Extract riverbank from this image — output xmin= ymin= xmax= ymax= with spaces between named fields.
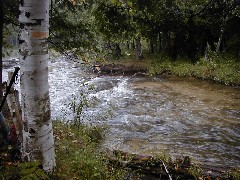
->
xmin=1 ymin=53 xmax=239 ymax=179
xmin=1 ymin=120 xmax=239 ymax=179
xmin=0 ymin=120 xmax=126 ymax=179
xmin=97 ymin=53 xmax=240 ymax=86
xmin=53 ymin=121 xmax=240 ymax=179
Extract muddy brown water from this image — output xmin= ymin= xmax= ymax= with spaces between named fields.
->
xmin=4 ymin=57 xmax=240 ymax=169
xmin=97 ymin=76 xmax=240 ymax=169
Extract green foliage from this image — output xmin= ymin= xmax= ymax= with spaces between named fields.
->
xmin=0 ymin=165 xmax=19 ymax=179
xmin=93 ymin=1 xmax=131 ymax=41
xmin=147 ymin=53 xmax=240 ymax=85
xmin=3 ymin=0 xmax=240 ymax=62
xmin=0 ymin=121 xmax=124 ymax=180
xmin=54 ymin=123 xmax=106 ymax=179
xmin=50 ymin=1 xmax=98 ymax=59
xmin=0 ymin=161 xmax=48 ymax=180
xmin=188 ymin=164 xmax=203 ymax=179
xmin=18 ymin=162 xmax=48 ymax=180
xmin=147 ymin=54 xmax=173 ymax=76
xmin=226 ymin=169 xmax=240 ymax=180
xmin=68 ymin=93 xmax=89 ymax=125
xmin=2 ymin=0 xmax=19 ymax=56
xmin=195 ymin=53 xmax=240 ymax=85
xmin=2 ymin=0 xmax=18 ymax=26
xmin=53 ymin=120 xmax=126 ymax=179
xmin=92 ymin=0 xmax=240 ymax=60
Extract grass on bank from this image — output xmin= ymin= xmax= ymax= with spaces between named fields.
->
xmin=0 ymin=120 xmax=127 ymax=180
xmin=106 ymin=51 xmax=240 ymax=86
xmin=146 ymin=53 xmax=240 ymax=86
xmin=52 ymin=120 xmax=126 ymax=180
xmin=1 ymin=120 xmax=240 ymax=179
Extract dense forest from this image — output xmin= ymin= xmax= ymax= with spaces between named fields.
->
xmin=94 ymin=0 xmax=240 ymax=60
xmin=2 ymin=0 xmax=240 ymax=61
xmin=2 ymin=0 xmax=238 ymax=85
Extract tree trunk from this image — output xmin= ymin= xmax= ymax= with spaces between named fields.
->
xmin=0 ymin=2 xmax=3 ymax=101
xmin=131 ymin=40 xmax=135 ymax=49
xmin=149 ymin=38 xmax=154 ymax=54
xmin=158 ymin=32 xmax=162 ymax=52
xmin=135 ymin=36 xmax=142 ymax=60
xmin=126 ymin=41 xmax=129 ymax=50
xmin=113 ymin=43 xmax=121 ymax=59
xmin=0 ymin=112 xmax=9 ymax=150
xmin=19 ymin=0 xmax=55 ymax=172
xmin=7 ymin=72 xmax=23 ymax=142
xmin=216 ymin=15 xmax=228 ymax=53
xmin=162 ymin=30 xmax=169 ymax=52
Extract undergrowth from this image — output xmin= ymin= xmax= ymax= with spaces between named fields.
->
xmin=0 ymin=120 xmax=127 ymax=180
xmin=146 ymin=53 xmax=240 ymax=86
xmin=51 ymin=120 xmax=126 ymax=179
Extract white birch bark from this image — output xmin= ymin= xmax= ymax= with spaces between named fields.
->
xmin=19 ymin=0 xmax=56 ymax=172
xmin=216 ymin=15 xmax=229 ymax=53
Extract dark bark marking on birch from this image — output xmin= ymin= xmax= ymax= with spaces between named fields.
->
xmin=23 ymin=120 xmax=28 ymax=132
xmin=20 ymin=0 xmax=24 ymax=6
xmin=25 ymin=11 xmax=30 ymax=18
xmin=29 ymin=128 xmax=36 ymax=134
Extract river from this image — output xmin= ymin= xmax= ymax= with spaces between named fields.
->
xmin=3 ymin=56 xmax=240 ymax=169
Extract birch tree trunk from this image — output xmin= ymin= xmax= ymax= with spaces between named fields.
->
xmin=216 ymin=14 xmax=229 ymax=53
xmin=19 ymin=0 xmax=56 ymax=172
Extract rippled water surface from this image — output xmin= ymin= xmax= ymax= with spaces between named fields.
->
xmin=95 ymin=76 xmax=240 ymax=168
xmin=4 ymin=57 xmax=240 ymax=168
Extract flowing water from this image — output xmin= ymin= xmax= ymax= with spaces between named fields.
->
xmin=3 ymin=57 xmax=240 ymax=169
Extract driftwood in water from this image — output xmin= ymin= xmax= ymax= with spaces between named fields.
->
xmin=106 ymin=149 xmax=229 ymax=180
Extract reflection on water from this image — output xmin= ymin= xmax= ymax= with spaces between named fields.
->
xmin=3 ymin=57 xmax=240 ymax=169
